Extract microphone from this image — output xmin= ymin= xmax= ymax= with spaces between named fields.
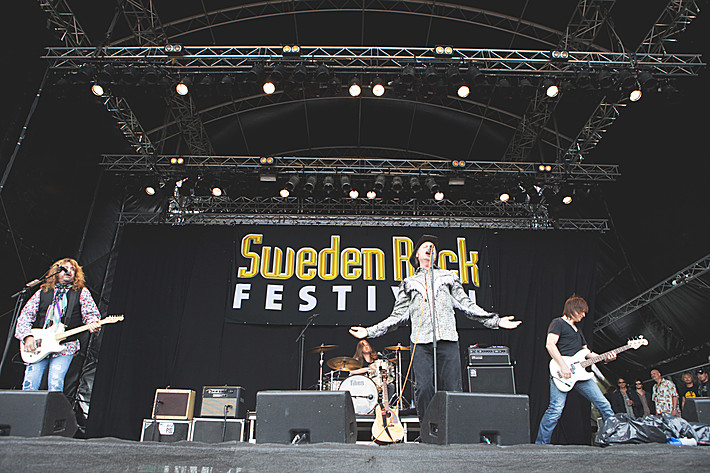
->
xmin=308 ymin=313 xmax=319 ymax=320
xmin=58 ymin=266 xmax=68 ymax=273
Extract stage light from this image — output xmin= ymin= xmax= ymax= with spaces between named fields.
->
xmin=144 ymin=66 xmax=159 ymax=84
xmin=163 ymin=44 xmax=184 ymax=55
xmin=617 ymin=69 xmax=635 ymax=88
xmin=499 ymin=192 xmax=510 ymax=202
xmin=629 ymin=88 xmax=642 ymax=102
xmin=199 ymin=75 xmax=214 ymax=87
xmin=562 ymin=194 xmax=573 ymax=205
xmin=90 ymin=83 xmax=104 ymax=96
xmin=175 ymin=82 xmax=189 ymax=96
xmin=366 ymin=190 xmax=377 ymax=199
xmin=246 ymin=64 xmax=264 ymax=83
xmin=170 ymin=157 xmax=184 ymax=165
xmin=349 ymin=78 xmax=362 ymax=97
xmin=409 ymin=176 xmax=422 ymax=193
xmin=434 ymin=45 xmax=454 ymax=57
xmin=457 ymin=85 xmax=470 ymax=98
xmin=260 ymin=156 xmax=275 ymax=165
xmin=598 ymin=69 xmax=614 ymax=89
xmin=392 ymin=176 xmax=403 ymax=193
xmin=303 ymin=175 xmax=317 ymax=193
xmin=543 ymin=79 xmax=559 ymax=98
xmin=280 ymin=188 xmax=290 ymax=198
xmin=560 ymin=186 xmax=573 ymax=205
xmin=281 ymin=175 xmax=300 ymax=196
xmin=434 ymin=190 xmax=445 ymax=201
xmin=373 ymin=175 xmax=386 ymax=193
xmin=372 ymin=77 xmax=385 ymax=96
xmin=211 ymin=186 xmax=223 ymax=197
xmin=282 ymin=44 xmax=301 ymax=56
xmin=315 ymin=65 xmax=330 ymax=83
xmin=538 ymin=164 xmax=552 ymax=173
xmin=340 ymin=175 xmax=352 ymax=192
xmin=323 ymin=175 xmax=335 ymax=193
xmin=519 ymin=77 xmax=535 ymax=95
xmin=425 ymin=177 xmax=440 ymax=196
xmin=145 ymin=186 xmax=156 ymax=196
xmin=445 ymin=65 xmax=462 ymax=83
xmin=424 ymin=66 xmax=439 ymax=85
xmin=401 ymin=66 xmax=416 ymax=85
xmin=263 ymin=81 xmax=276 ymax=95
xmin=451 ymin=160 xmax=466 ymax=168
xmin=467 ymin=65 xmax=486 ymax=86
xmin=550 ymin=50 xmax=569 ymax=61
xmin=293 ymin=64 xmax=308 ymax=83
xmin=638 ymin=71 xmax=657 ymax=91
xmin=221 ymin=74 xmax=235 ymax=86
xmin=349 ymin=189 xmax=359 ymax=198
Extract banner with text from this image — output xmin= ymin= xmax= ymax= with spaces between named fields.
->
xmin=228 ymin=226 xmax=493 ymax=326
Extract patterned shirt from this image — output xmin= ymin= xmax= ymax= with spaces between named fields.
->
xmin=652 ymin=378 xmax=678 ymax=415
xmin=15 ymin=287 xmax=101 ymax=357
xmin=366 ymin=266 xmax=499 ymax=344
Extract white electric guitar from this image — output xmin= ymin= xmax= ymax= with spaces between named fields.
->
xmin=21 ymin=315 xmax=124 ymax=364
xmin=549 ymin=337 xmax=648 ymax=392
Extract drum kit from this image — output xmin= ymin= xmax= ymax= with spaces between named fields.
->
xmin=307 ymin=342 xmax=412 ymax=415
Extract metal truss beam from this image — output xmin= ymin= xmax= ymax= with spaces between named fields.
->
xmin=100 ymin=154 xmax=620 ymax=182
xmin=111 ymin=1 xmax=565 ymax=49
xmin=119 ymin=0 xmax=168 ymax=46
xmin=117 ymin=196 xmax=609 ymax=231
xmin=560 ymin=101 xmax=625 ymax=162
xmin=637 ymin=0 xmax=702 ymax=54
xmin=563 ymin=0 xmax=616 ymax=51
xmin=43 ymin=46 xmax=704 ymax=77
xmin=594 ymin=253 xmax=710 ymax=332
xmin=37 ymin=0 xmax=92 ymax=47
xmin=501 ymin=88 xmax=560 ymax=161
xmin=101 ymin=95 xmax=156 ymax=155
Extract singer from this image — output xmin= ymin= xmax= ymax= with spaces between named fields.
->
xmin=15 ymin=258 xmax=101 ymax=392
xmin=349 ymin=234 xmax=521 ymax=423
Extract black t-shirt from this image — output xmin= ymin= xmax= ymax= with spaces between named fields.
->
xmin=679 ymin=383 xmax=699 ymax=401
xmin=547 ymin=317 xmax=587 ymax=356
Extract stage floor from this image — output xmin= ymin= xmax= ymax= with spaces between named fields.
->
xmin=1 ymin=436 xmax=707 ymax=473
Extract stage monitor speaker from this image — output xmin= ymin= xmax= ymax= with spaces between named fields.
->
xmin=192 ymin=418 xmax=246 ymax=443
xmin=682 ymin=398 xmax=710 ymax=423
xmin=199 ymin=386 xmax=246 ymax=419
xmin=256 ymin=391 xmax=357 ymax=444
xmin=421 ymin=392 xmax=530 ymax=445
xmin=140 ymin=420 xmax=191 ymax=442
xmin=467 ymin=365 xmax=516 ymax=394
xmin=0 ymin=390 xmax=78 ymax=437
xmin=152 ymin=389 xmax=196 ymax=420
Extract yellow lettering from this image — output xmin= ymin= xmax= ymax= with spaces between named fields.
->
xmin=439 ymin=250 xmax=457 ymax=273
xmin=457 ymin=237 xmax=479 ymax=286
xmin=392 ymin=237 xmax=414 ymax=281
xmin=341 ymin=249 xmax=361 ymax=280
xmin=296 ymin=248 xmax=317 ymax=280
xmin=237 ymin=234 xmax=262 ymax=278
xmin=362 ymin=248 xmax=385 ymax=280
xmin=318 ymin=235 xmax=340 ymax=280
xmin=261 ymin=246 xmax=295 ymax=280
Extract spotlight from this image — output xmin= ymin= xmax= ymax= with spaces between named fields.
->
xmin=90 ymin=83 xmax=104 ymax=96
xmin=349 ymin=189 xmax=359 ymax=198
xmin=424 ymin=66 xmax=439 ymax=85
xmin=349 ymin=78 xmax=362 ymax=97
xmin=434 ymin=190 xmax=445 ymax=201
xmin=145 ymin=186 xmax=156 ymax=196
xmin=392 ymin=176 xmax=403 ymax=193
xmin=271 ymin=65 xmax=287 ymax=82
xmin=199 ymin=75 xmax=214 ymax=87
xmin=598 ymin=69 xmax=614 ymax=89
xmin=629 ymin=88 xmax=642 ymax=102
xmin=175 ymin=82 xmax=189 ymax=96
xmin=211 ymin=186 xmax=223 ymax=197
xmin=457 ymin=85 xmax=470 ymax=98
xmin=543 ymin=79 xmax=559 ymax=98
xmin=425 ymin=177 xmax=440 ymax=196
xmin=451 ymin=160 xmax=466 ymax=168
xmin=303 ymin=175 xmax=317 ymax=193
xmin=263 ymin=81 xmax=276 ymax=95
xmin=372 ymin=77 xmax=385 ymax=96
xmin=373 ymin=175 xmax=386 ymax=193
xmin=560 ymin=186 xmax=574 ymax=205
xmin=434 ymin=45 xmax=454 ymax=57
xmin=260 ymin=156 xmax=275 ymax=165
xmin=170 ymin=157 xmax=185 ymax=165
xmin=221 ymin=74 xmax=235 ymax=86
xmin=550 ymin=50 xmax=569 ymax=61
xmin=499 ymin=192 xmax=510 ymax=202
xmin=366 ymin=190 xmax=377 ymax=199
xmin=315 ymin=65 xmax=330 ymax=83
xmin=638 ymin=71 xmax=657 ymax=91
xmin=445 ymin=65 xmax=462 ymax=83
xmin=163 ymin=44 xmax=184 ymax=55
xmin=246 ymin=64 xmax=265 ymax=83
xmin=292 ymin=64 xmax=308 ymax=83
xmin=144 ymin=66 xmax=159 ymax=84
xmin=538 ymin=164 xmax=552 ymax=173
xmin=340 ymin=175 xmax=352 ymax=192
xmin=466 ymin=65 xmax=486 ymax=86
xmin=401 ymin=65 xmax=416 ymax=85
xmin=617 ymin=69 xmax=635 ymax=88
xmin=409 ymin=176 xmax=422 ymax=193
xmin=282 ymin=44 xmax=301 ymax=56
xmin=323 ymin=175 xmax=335 ymax=193
xmin=280 ymin=188 xmax=290 ymax=198
xmin=282 ymin=175 xmax=300 ymax=196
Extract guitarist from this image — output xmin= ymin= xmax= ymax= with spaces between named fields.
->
xmin=15 ymin=258 xmax=101 ymax=392
xmin=535 ymin=295 xmax=615 ymax=444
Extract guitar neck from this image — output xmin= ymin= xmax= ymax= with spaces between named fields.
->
xmin=55 ymin=318 xmax=109 ymax=341
xmin=580 ymin=345 xmax=632 ymax=368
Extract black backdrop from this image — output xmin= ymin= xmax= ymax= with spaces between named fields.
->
xmin=86 ymin=225 xmax=598 ymax=444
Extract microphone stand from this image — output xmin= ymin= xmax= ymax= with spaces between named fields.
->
xmin=295 ymin=313 xmax=318 ymax=390
xmin=428 ymin=263 xmax=439 ymax=394
xmin=0 ymin=268 xmax=63 ymax=376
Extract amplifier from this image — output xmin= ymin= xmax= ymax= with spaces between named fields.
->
xmin=152 ymin=389 xmax=196 ymax=420
xmin=199 ymin=386 xmax=246 ymax=419
xmin=468 ymin=346 xmax=511 ymax=366
xmin=467 ymin=365 xmax=516 ymax=394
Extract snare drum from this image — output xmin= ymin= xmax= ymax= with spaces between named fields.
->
xmin=338 ymin=375 xmax=378 ymax=415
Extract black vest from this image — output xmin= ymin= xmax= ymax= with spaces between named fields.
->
xmin=33 ymin=288 xmax=83 ymax=341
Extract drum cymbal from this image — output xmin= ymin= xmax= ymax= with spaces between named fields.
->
xmin=385 ymin=343 xmax=411 ymax=351
xmin=327 ymin=356 xmax=363 ymax=371
xmin=308 ymin=344 xmax=339 ymax=354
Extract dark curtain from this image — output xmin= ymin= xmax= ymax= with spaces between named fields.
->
xmin=87 ymin=226 xmax=598 ymax=444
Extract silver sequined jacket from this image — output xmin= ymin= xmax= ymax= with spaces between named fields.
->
xmin=366 ymin=267 xmax=500 ymax=344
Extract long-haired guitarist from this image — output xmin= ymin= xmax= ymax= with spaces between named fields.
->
xmin=15 ymin=258 xmax=101 ymax=392
xmin=535 ymin=295 xmax=615 ymax=444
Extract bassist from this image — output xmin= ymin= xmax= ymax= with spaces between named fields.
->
xmin=535 ymin=295 xmax=615 ymax=444
xmin=15 ymin=258 xmax=101 ymax=392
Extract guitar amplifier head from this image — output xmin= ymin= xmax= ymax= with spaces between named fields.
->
xmin=152 ymin=389 xmax=196 ymax=420
xmin=199 ymin=386 xmax=246 ymax=419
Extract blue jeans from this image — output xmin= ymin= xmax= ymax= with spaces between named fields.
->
xmin=22 ymin=355 xmax=73 ymax=392
xmin=535 ymin=377 xmax=614 ymax=444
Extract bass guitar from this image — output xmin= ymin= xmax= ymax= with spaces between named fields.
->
xmin=371 ymin=364 xmax=404 ymax=444
xmin=549 ymin=336 xmax=648 ymax=392
xmin=21 ymin=315 xmax=124 ymax=364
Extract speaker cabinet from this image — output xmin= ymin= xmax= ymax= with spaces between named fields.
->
xmin=421 ymin=392 xmax=530 ymax=445
xmin=140 ymin=419 xmax=191 ymax=442
xmin=0 ymin=390 xmax=78 ymax=437
xmin=682 ymin=398 xmax=710 ymax=423
xmin=152 ymin=389 xmax=196 ymax=420
xmin=199 ymin=386 xmax=246 ymax=419
xmin=192 ymin=418 xmax=246 ymax=443
xmin=255 ymin=391 xmax=357 ymax=444
xmin=467 ymin=365 xmax=516 ymax=394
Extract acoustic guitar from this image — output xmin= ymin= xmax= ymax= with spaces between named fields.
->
xmin=371 ymin=364 xmax=404 ymax=444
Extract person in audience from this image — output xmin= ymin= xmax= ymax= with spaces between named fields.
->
xmin=678 ymin=370 xmax=699 ymax=412
xmin=651 ymin=368 xmax=679 ymax=416
xmin=697 ymin=368 xmax=709 ymax=398
xmin=634 ymin=378 xmax=655 ymax=416
xmin=609 ymin=377 xmax=643 ymax=418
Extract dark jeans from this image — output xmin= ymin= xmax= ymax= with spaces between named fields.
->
xmin=411 ymin=340 xmax=462 ymax=422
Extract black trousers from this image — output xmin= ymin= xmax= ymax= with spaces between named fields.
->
xmin=411 ymin=340 xmax=462 ymax=422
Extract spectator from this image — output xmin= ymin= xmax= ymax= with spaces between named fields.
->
xmin=609 ymin=378 xmax=643 ymax=418
xmin=696 ymin=368 xmax=709 ymax=398
xmin=651 ymin=369 xmax=679 ymax=416
xmin=634 ymin=379 xmax=655 ymax=416
xmin=678 ymin=371 xmax=699 ymax=411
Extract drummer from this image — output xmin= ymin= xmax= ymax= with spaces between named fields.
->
xmin=348 ymin=340 xmax=379 ymax=376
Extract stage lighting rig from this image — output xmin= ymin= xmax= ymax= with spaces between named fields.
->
xmin=163 ymin=44 xmax=184 ymax=56
xmin=90 ymin=83 xmax=104 ymax=96
xmin=371 ymin=77 xmax=385 ymax=96
xmin=282 ymin=44 xmax=301 ymax=56
xmin=349 ymin=77 xmax=362 ymax=97
xmin=434 ymin=45 xmax=454 ymax=57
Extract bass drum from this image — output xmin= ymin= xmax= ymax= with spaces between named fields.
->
xmin=338 ymin=375 xmax=378 ymax=415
